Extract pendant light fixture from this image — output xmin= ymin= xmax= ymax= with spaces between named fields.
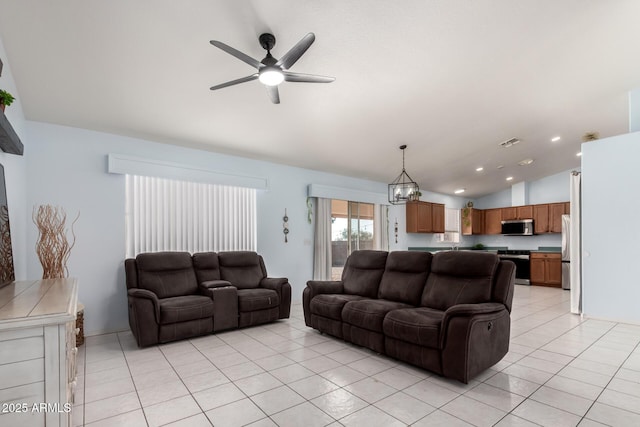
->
xmin=388 ymin=145 xmax=419 ymax=204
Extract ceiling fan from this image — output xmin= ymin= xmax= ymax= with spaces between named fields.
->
xmin=209 ymin=32 xmax=335 ymax=104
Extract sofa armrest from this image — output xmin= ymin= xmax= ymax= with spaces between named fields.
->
xmin=443 ymin=302 xmax=506 ymax=320
xmin=261 ymin=277 xmax=292 ymax=319
xmin=441 ymin=303 xmax=506 ymax=344
xmin=440 ymin=303 xmax=511 ymax=383
xmin=199 ymin=280 xmax=234 ymax=298
xmin=306 ymin=280 xmax=344 ymax=298
xmin=260 ymin=277 xmax=288 ymax=287
xmin=128 ymin=288 xmax=159 ymax=303
xmin=200 ymin=280 xmax=233 ymax=289
xmin=127 ymin=288 xmax=161 ymax=346
xmin=302 ymin=280 xmax=344 ymax=327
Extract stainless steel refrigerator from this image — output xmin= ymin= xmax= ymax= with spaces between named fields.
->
xmin=561 ymin=214 xmax=571 ymax=290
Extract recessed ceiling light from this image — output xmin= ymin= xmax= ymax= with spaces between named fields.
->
xmin=518 ymin=158 xmax=534 ymax=166
xmin=576 ymin=152 xmax=582 ymax=157
xmin=506 ymin=176 xmax=514 ymax=181
xmin=551 ymin=136 xmax=561 ymax=142
xmin=475 ymin=167 xmax=484 ymax=172
xmin=496 ymin=165 xmax=504 ymax=169
xmin=454 ymin=189 xmax=465 ymax=194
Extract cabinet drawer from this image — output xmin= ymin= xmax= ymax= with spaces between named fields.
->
xmin=0 ymin=336 xmax=44 ymax=365
xmin=531 ymin=252 xmax=561 ymax=259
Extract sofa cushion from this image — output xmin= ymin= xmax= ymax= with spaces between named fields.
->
xmin=342 ymin=250 xmax=388 ymax=298
xmin=378 ymin=251 xmax=432 ymax=305
xmin=159 ymin=295 xmax=214 ymax=324
xmin=383 ymin=307 xmax=444 ymax=349
xmin=136 ymin=252 xmax=198 ymax=298
xmin=310 ymin=294 xmax=366 ymax=320
xmin=237 ymin=288 xmax=279 ymax=312
xmin=218 ymin=251 xmax=266 ymax=289
xmin=421 ymin=251 xmax=499 ymax=311
xmin=193 ymin=252 xmax=221 ymax=283
xmin=342 ymin=299 xmax=413 ymax=333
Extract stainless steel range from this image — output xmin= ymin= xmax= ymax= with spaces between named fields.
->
xmin=497 ymin=250 xmax=531 ymax=285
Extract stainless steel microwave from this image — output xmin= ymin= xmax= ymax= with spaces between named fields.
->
xmin=501 ymin=219 xmax=534 ymax=236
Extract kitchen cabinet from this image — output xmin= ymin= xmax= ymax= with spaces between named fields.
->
xmin=406 ymin=201 xmax=445 ymax=233
xmin=461 ymin=207 xmax=484 ymax=235
xmin=431 ymin=203 xmax=445 ymax=233
xmin=501 ymin=207 xmax=516 ymax=220
xmin=533 ymin=204 xmax=550 ymax=233
xmin=484 ymin=208 xmax=502 ymax=234
xmin=530 ymin=252 xmax=562 ymax=287
xmin=502 ymin=205 xmax=533 ymax=220
xmin=550 ymin=202 xmax=569 ymax=233
xmin=517 ymin=205 xmax=533 ymax=219
xmin=458 ymin=201 xmax=568 ymax=236
xmin=533 ymin=202 xmax=570 ymax=234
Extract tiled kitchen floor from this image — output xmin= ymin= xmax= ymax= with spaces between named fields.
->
xmin=73 ymin=286 xmax=640 ymax=426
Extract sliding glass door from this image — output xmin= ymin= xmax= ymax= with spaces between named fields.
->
xmin=331 ymin=200 xmax=374 ymax=279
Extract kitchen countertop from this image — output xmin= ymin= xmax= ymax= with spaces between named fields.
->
xmin=531 ymin=246 xmax=562 ymax=253
xmin=408 ymin=246 xmax=561 ymax=254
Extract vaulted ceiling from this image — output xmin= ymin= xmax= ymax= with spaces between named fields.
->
xmin=1 ymin=1 xmax=639 ymax=197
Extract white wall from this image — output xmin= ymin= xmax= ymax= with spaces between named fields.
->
xmin=25 ymin=121 xmax=389 ymax=335
xmin=473 ymin=188 xmax=511 ymax=210
xmin=528 ymin=170 xmax=573 ymax=205
xmin=0 ymin=37 xmax=28 ymax=279
xmin=630 ymin=88 xmax=640 ymax=133
xmin=582 ymin=131 xmax=640 ymax=324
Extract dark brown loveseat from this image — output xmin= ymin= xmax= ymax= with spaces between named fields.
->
xmin=303 ymin=250 xmax=515 ymax=383
xmin=125 ymin=251 xmax=291 ymax=347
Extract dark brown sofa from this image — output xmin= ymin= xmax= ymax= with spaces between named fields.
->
xmin=302 ymin=250 xmax=515 ymax=383
xmin=125 ymin=251 xmax=291 ymax=347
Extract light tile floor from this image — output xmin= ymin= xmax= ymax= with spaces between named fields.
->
xmin=73 ymin=286 xmax=640 ymax=426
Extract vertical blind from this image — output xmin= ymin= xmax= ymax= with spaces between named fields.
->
xmin=444 ymin=208 xmax=461 ymax=232
xmin=125 ymin=175 xmax=256 ymax=258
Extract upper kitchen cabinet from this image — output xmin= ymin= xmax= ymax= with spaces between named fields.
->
xmin=484 ymin=208 xmax=502 ymax=234
xmin=550 ymin=202 xmax=569 ymax=233
xmin=533 ymin=204 xmax=550 ymax=233
xmin=533 ymin=202 xmax=570 ymax=234
xmin=406 ymin=201 xmax=445 ymax=233
xmin=432 ymin=203 xmax=445 ymax=233
xmin=461 ymin=207 xmax=484 ymax=235
xmin=502 ymin=205 xmax=533 ymax=220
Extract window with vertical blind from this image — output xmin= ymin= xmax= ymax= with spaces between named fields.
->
xmin=125 ymin=175 xmax=256 ymax=258
xmin=436 ymin=207 xmax=461 ymax=243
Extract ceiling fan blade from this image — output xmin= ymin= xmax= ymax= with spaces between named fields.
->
xmin=276 ymin=33 xmax=315 ymax=69
xmin=266 ymin=85 xmax=280 ymax=104
xmin=210 ymin=74 xmax=258 ymax=91
xmin=284 ymin=71 xmax=335 ymax=83
xmin=210 ymin=40 xmax=262 ymax=69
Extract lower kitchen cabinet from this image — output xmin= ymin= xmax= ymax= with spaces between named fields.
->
xmin=530 ymin=252 xmax=562 ymax=287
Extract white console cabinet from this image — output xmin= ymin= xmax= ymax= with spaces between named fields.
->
xmin=0 ymin=279 xmax=78 ymax=427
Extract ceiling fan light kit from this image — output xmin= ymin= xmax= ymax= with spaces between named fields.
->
xmin=258 ymin=67 xmax=284 ymax=86
xmin=209 ymin=32 xmax=335 ymax=104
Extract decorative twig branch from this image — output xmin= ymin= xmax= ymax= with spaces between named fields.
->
xmin=33 ymin=205 xmax=80 ymax=279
